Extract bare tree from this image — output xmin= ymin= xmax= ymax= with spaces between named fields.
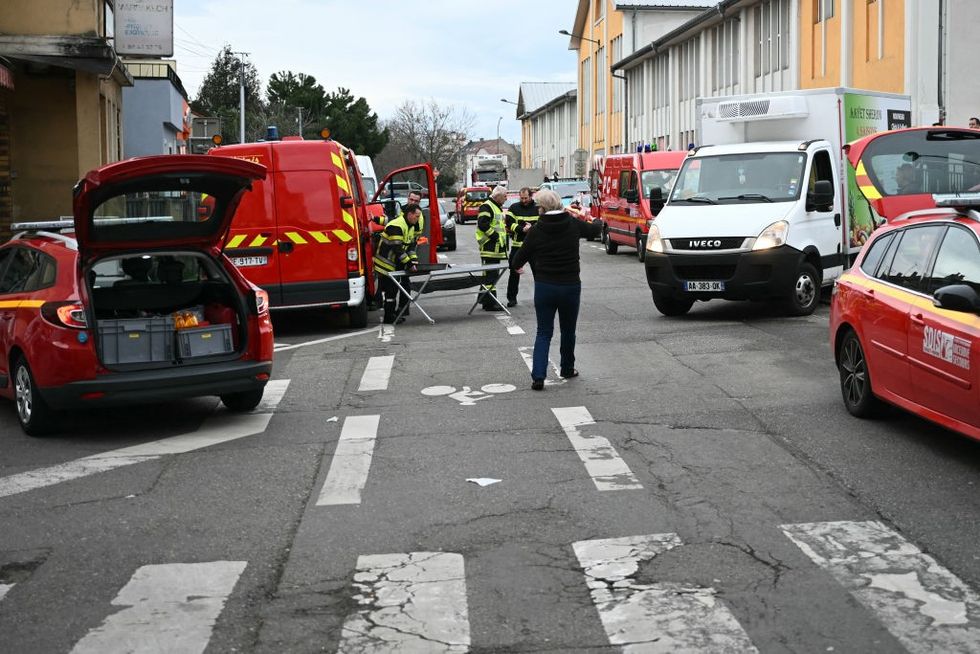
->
xmin=376 ymin=99 xmax=475 ymax=192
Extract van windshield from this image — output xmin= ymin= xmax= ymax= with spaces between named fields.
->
xmin=669 ymin=152 xmax=807 ymax=204
xmin=465 ymin=191 xmax=489 ymax=202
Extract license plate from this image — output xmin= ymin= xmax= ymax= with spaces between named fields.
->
xmin=685 ymin=280 xmax=725 ymax=292
xmin=232 ymin=256 xmax=268 ymax=267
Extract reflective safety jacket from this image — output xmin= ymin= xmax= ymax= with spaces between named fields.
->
xmin=505 ymin=200 xmax=539 ymax=249
xmin=374 ymin=215 xmax=424 ymax=276
xmin=475 ymin=199 xmax=508 ymax=259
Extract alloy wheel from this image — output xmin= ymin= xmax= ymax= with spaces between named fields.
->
xmin=15 ymin=364 xmax=32 ymax=424
xmin=840 ymin=338 xmax=867 ymax=407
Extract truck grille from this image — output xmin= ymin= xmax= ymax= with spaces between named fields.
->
xmin=674 ymin=265 xmax=737 ymax=281
xmin=667 ymin=237 xmax=745 ymax=251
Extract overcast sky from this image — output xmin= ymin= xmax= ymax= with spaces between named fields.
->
xmin=173 ymin=0 xmax=578 ymax=144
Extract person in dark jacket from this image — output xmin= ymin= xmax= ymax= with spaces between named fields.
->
xmin=504 ymin=187 xmax=538 ymax=307
xmin=511 ymin=189 xmax=600 ymax=390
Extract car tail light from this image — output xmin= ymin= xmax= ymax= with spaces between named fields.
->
xmin=254 ymin=289 xmax=270 ymax=316
xmin=41 ymin=301 xmax=87 ymax=329
xmin=347 ymin=246 xmax=359 ymax=273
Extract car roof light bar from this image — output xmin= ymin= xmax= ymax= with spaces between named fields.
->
xmin=933 ymin=193 xmax=980 ymax=215
xmin=10 ymin=219 xmax=76 ymax=231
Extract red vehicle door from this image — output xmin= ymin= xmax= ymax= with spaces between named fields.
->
xmin=373 ymin=164 xmax=441 ymax=265
xmin=907 ymin=224 xmax=980 ymax=428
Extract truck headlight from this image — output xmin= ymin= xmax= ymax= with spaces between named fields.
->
xmin=645 ymin=223 xmax=664 ymax=253
xmin=752 ymin=220 xmax=789 ymax=251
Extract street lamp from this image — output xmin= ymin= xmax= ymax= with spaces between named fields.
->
xmin=496 ymin=116 xmax=503 ymax=154
xmin=612 ymin=72 xmax=629 ymax=150
xmin=559 ymin=29 xmax=601 ymax=46
xmin=500 ymin=98 xmax=518 ymax=105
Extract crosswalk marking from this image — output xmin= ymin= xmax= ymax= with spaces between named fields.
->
xmin=358 ymin=356 xmax=395 ymax=391
xmin=0 ymin=379 xmax=291 ymax=500
xmin=70 ymin=561 xmax=246 ymax=654
xmin=518 ymin=346 xmax=566 ymax=386
xmin=782 ymin=520 xmax=980 ymax=653
xmin=495 ymin=314 xmax=525 ymax=335
xmin=316 ymin=415 xmax=380 ymax=506
xmin=551 ymin=407 xmax=642 ymax=491
xmin=338 ymin=552 xmax=469 ymax=653
xmin=0 ymin=583 xmax=12 ymax=602
xmin=573 ymin=534 xmax=758 ymax=652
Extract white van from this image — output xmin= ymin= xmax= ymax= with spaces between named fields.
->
xmin=355 ymin=155 xmax=378 ymax=198
xmin=643 ymin=87 xmax=911 ymax=316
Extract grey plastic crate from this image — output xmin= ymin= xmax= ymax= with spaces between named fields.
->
xmin=177 ymin=324 xmax=234 ymax=358
xmin=99 ymin=317 xmax=174 ymax=365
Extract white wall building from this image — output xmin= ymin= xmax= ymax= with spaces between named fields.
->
xmin=514 ymin=82 xmax=579 ymax=177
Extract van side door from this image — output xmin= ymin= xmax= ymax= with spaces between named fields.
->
xmin=374 ymin=164 xmax=441 ymax=265
xmin=800 ymin=148 xmax=844 ymax=283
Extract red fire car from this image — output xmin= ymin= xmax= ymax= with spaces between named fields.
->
xmin=0 ymin=155 xmax=274 ymax=435
xmin=830 ymin=127 xmax=980 ymax=440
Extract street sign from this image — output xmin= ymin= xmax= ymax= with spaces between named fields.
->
xmin=114 ymin=0 xmax=174 ymax=57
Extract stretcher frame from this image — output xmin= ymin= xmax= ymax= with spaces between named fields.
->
xmin=387 ymin=262 xmax=511 ymax=324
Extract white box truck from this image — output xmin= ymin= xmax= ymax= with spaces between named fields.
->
xmin=643 ymin=87 xmax=912 ymax=316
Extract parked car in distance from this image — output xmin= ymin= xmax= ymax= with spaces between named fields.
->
xmin=455 ymin=187 xmax=491 ymax=224
xmin=0 ymin=155 xmax=275 ymax=435
xmin=830 ymin=126 xmax=980 ymax=441
xmin=437 ymin=199 xmax=457 ymax=251
xmin=539 ymin=179 xmax=591 ymax=209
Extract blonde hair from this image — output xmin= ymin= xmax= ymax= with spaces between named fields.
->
xmin=533 ymin=189 xmax=563 ymax=212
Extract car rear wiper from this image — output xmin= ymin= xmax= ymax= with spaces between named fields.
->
xmin=675 ymin=195 xmax=717 ymax=204
xmin=718 ymin=194 xmax=774 ymax=202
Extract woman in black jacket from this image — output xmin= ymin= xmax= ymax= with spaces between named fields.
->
xmin=511 ymin=189 xmax=600 ymax=390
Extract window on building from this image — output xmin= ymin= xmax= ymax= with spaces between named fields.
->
xmin=582 ymin=58 xmax=592 ymax=125
xmin=712 ymin=19 xmax=740 ymax=91
xmin=594 ymin=0 xmax=605 ymax=23
xmin=815 ymin=0 xmax=834 ymax=22
xmin=679 ymin=38 xmax=699 ymax=101
xmin=104 ymin=1 xmax=114 ymax=39
xmin=755 ymin=0 xmax=791 ymax=78
xmin=596 ymin=47 xmax=606 ymax=117
xmin=612 ymin=36 xmax=623 ymax=112
xmin=866 ymin=0 xmax=884 ymax=61
xmin=653 ymin=54 xmax=669 ymax=109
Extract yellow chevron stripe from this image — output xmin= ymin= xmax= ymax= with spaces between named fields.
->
xmin=332 ymin=229 xmax=354 ymax=242
xmin=309 ymin=231 xmax=331 ymax=243
xmin=343 ymin=210 xmax=356 ymax=229
xmin=856 ymin=160 xmax=868 ymax=176
xmin=285 ymin=232 xmax=307 ymax=245
xmin=860 ymin=184 xmax=883 ymax=200
xmin=249 ymin=235 xmax=268 ymax=247
xmin=336 ymin=175 xmax=350 ymax=193
xmin=0 ymin=300 xmax=45 ymax=309
xmin=227 ymin=234 xmax=247 ymax=248
xmin=331 ymin=152 xmax=344 ymax=170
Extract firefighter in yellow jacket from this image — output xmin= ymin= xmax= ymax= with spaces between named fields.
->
xmin=374 ymin=203 xmax=423 ymax=324
xmin=475 ymin=186 xmax=509 ymax=311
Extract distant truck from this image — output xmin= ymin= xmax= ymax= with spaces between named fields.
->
xmin=465 ymin=153 xmax=508 ymax=187
xmin=643 ymin=87 xmax=913 ymax=317
xmin=506 ymin=166 xmax=547 ymax=190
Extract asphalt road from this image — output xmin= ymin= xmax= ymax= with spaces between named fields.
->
xmin=2 ymin=223 xmax=980 ymax=653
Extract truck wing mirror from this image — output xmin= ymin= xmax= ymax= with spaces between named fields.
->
xmin=649 ymin=187 xmax=665 ymax=215
xmin=623 ymin=189 xmax=639 ymax=204
xmin=933 ymin=284 xmax=980 ymax=313
xmin=807 ymin=180 xmax=834 ymax=211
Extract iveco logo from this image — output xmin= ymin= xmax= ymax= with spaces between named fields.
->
xmin=688 ymin=239 xmax=723 ymax=248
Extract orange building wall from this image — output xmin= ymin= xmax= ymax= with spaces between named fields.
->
xmin=852 ymin=0 xmax=904 ymax=93
xmin=801 ymin=0 xmax=841 ymax=88
xmin=575 ymin=0 xmax=624 ymax=154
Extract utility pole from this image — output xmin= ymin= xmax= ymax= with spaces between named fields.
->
xmin=233 ymin=51 xmax=250 ymax=143
xmin=297 ymin=106 xmax=303 ymax=138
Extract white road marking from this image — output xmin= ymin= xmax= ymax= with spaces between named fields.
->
xmin=437 ymin=254 xmax=448 ymax=262
xmin=551 ymin=407 xmax=642 ymax=491
xmin=338 ymin=552 xmax=469 ymax=653
xmin=316 ymin=415 xmax=380 ymax=506
xmin=70 ymin=561 xmax=246 ymax=654
xmin=518 ymin=346 xmax=566 ymax=386
xmin=274 ymin=328 xmax=376 ymax=352
xmin=573 ymin=534 xmax=758 ymax=653
xmin=379 ymin=324 xmax=395 ymax=343
xmin=782 ymin=520 xmax=980 ymax=653
xmin=358 ymin=356 xmax=395 ymax=391
xmin=495 ymin=314 xmax=525 ymax=335
xmin=0 ymin=583 xmax=12 ymax=602
xmin=0 ymin=380 xmax=291 ymax=500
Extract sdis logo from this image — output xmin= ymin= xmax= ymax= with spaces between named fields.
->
xmin=923 ymin=325 xmax=971 ymax=370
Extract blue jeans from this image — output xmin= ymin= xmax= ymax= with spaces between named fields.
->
xmin=532 ymin=281 xmax=581 ymax=381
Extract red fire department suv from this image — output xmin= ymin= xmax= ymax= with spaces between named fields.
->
xmin=0 ymin=155 xmax=274 ymax=435
xmin=831 ymin=127 xmax=980 ymax=440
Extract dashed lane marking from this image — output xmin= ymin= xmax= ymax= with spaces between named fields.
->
xmin=70 ymin=561 xmax=246 ymax=654
xmin=573 ymin=534 xmax=758 ymax=652
xmin=551 ymin=406 xmax=643 ymax=491
xmin=496 ymin=314 xmax=525 ymax=335
xmin=338 ymin=552 xmax=469 ymax=653
xmin=0 ymin=380 xmax=291 ymax=500
xmin=0 ymin=584 xmax=12 ymax=602
xmin=316 ymin=415 xmax=380 ymax=506
xmin=518 ymin=346 xmax=566 ymax=386
xmin=358 ymin=356 xmax=395 ymax=391
xmin=782 ymin=520 xmax=980 ymax=653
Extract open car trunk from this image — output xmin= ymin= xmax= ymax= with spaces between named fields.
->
xmin=87 ymin=251 xmax=249 ymax=371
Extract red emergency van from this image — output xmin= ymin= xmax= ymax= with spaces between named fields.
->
xmin=209 ymin=138 xmax=439 ymax=327
xmin=600 ymin=151 xmax=687 ymax=261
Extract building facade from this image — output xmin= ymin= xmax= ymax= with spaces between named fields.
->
xmin=514 ymin=83 xmax=578 ymax=177
xmin=122 ymin=60 xmax=190 ymax=158
xmin=0 ymin=0 xmax=131 ymax=235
